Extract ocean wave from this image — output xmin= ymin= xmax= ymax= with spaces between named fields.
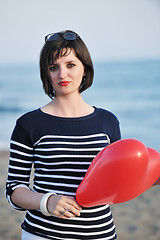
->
xmin=0 ymin=106 xmax=25 ymax=113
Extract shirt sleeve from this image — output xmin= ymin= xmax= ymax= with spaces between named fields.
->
xmin=111 ymin=119 xmax=121 ymax=143
xmin=5 ymin=121 xmax=34 ymax=210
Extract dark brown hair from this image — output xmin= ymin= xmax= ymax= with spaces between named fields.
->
xmin=39 ymin=30 xmax=94 ymax=98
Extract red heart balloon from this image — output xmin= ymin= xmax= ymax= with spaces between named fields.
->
xmin=76 ymin=139 xmax=149 ymax=207
xmin=140 ymin=147 xmax=160 ymax=191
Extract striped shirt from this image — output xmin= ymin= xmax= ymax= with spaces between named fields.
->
xmin=6 ymin=107 xmax=121 ymax=240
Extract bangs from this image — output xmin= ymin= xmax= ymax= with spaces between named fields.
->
xmin=48 ymin=47 xmax=72 ymax=65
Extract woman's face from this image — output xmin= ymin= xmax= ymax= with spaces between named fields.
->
xmin=49 ymin=49 xmax=85 ymax=97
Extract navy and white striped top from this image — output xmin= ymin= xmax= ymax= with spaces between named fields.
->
xmin=6 ymin=107 xmax=121 ymax=240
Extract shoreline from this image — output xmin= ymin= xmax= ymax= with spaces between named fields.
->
xmin=0 ymin=151 xmax=160 ymax=239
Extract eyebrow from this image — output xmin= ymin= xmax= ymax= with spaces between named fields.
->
xmin=51 ymin=59 xmax=78 ymax=65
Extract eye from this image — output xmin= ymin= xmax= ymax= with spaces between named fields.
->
xmin=49 ymin=65 xmax=58 ymax=71
xmin=67 ymin=63 xmax=75 ymax=68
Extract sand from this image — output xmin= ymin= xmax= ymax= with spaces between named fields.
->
xmin=0 ymin=151 xmax=160 ymax=240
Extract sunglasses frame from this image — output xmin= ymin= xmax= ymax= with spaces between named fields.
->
xmin=45 ymin=31 xmax=79 ymax=42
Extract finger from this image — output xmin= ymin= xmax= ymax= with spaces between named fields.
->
xmin=54 ymin=209 xmax=74 ymax=219
xmin=72 ymin=201 xmax=82 ymax=211
xmin=60 ymin=209 xmax=78 ymax=219
xmin=53 ymin=209 xmax=67 ymax=218
xmin=62 ymin=204 xmax=81 ymax=217
xmin=65 ymin=197 xmax=82 ymax=211
xmin=63 ymin=210 xmax=77 ymax=218
xmin=50 ymin=195 xmax=82 ymax=218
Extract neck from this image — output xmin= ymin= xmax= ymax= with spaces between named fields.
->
xmin=53 ymin=94 xmax=84 ymax=117
xmin=43 ymin=93 xmax=94 ymax=118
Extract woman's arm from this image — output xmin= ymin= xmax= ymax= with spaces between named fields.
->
xmin=6 ymin=122 xmax=34 ymax=210
xmin=11 ymin=187 xmax=82 ymax=219
xmin=11 ymin=187 xmax=44 ymax=210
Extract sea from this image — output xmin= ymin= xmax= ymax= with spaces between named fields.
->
xmin=0 ymin=59 xmax=160 ymax=152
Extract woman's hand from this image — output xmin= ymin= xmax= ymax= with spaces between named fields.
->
xmin=47 ymin=194 xmax=82 ymax=219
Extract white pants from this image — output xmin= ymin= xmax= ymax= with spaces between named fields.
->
xmin=22 ymin=230 xmax=47 ymax=240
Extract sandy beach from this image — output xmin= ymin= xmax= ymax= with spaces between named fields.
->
xmin=0 ymin=151 xmax=160 ymax=240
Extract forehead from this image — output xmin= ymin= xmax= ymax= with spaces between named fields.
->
xmin=52 ymin=48 xmax=79 ymax=63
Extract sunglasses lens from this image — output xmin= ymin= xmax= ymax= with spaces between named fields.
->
xmin=46 ymin=33 xmax=60 ymax=42
xmin=63 ymin=32 xmax=77 ymax=40
xmin=45 ymin=32 xmax=78 ymax=42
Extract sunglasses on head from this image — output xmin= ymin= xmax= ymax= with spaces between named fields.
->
xmin=45 ymin=31 xmax=79 ymax=42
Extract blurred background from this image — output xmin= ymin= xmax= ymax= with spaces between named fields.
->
xmin=0 ymin=0 xmax=160 ymax=151
xmin=0 ymin=0 xmax=160 ymax=239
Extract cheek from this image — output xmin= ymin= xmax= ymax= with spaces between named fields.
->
xmin=75 ymin=67 xmax=85 ymax=79
xmin=74 ymin=72 xmax=83 ymax=86
xmin=49 ymin=73 xmax=57 ymax=84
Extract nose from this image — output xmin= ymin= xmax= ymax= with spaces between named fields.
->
xmin=59 ymin=66 xmax=67 ymax=79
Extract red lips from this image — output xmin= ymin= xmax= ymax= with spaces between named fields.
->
xmin=59 ymin=81 xmax=70 ymax=86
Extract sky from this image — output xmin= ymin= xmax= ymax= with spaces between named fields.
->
xmin=0 ymin=0 xmax=160 ymax=63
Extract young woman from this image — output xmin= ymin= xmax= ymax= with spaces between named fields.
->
xmin=6 ymin=30 xmax=121 ymax=240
